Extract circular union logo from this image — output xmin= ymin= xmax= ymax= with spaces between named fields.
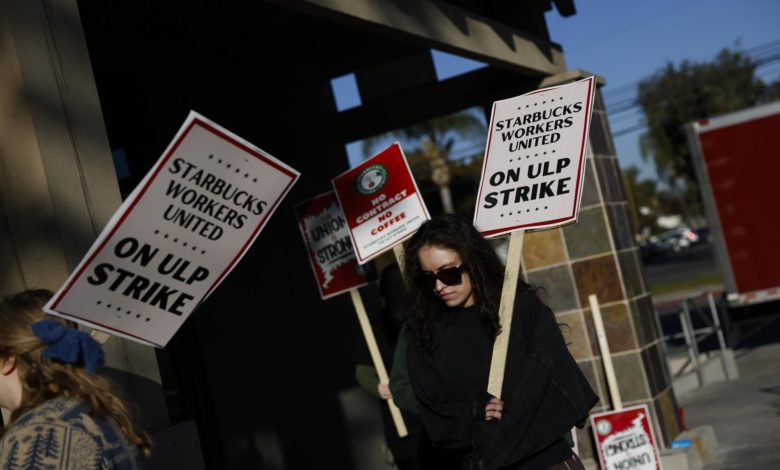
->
xmin=596 ymin=419 xmax=612 ymax=436
xmin=355 ymin=164 xmax=388 ymax=195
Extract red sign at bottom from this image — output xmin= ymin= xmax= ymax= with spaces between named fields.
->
xmin=590 ymin=404 xmax=662 ymax=470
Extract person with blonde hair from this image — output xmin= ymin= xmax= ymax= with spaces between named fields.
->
xmin=0 ymin=289 xmax=152 ymax=468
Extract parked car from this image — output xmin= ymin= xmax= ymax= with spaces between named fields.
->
xmin=640 ymin=226 xmax=704 ymax=263
xmin=657 ymin=226 xmax=700 ymax=253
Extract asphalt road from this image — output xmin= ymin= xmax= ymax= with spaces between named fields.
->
xmin=642 ymin=243 xmax=722 ymax=288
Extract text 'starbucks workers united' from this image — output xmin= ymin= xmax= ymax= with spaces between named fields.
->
xmin=474 ymin=77 xmax=596 ymax=237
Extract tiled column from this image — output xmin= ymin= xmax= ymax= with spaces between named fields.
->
xmin=520 ymin=71 xmax=682 ymax=457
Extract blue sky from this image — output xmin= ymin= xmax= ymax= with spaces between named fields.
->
xmin=332 ymin=51 xmax=489 ymax=167
xmin=332 ymin=0 xmax=780 ymax=181
xmin=546 ymin=0 xmax=780 ymax=181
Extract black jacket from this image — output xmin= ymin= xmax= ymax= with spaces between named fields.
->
xmin=407 ymin=291 xmax=598 ymax=469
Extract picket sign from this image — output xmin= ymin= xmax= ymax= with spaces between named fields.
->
xmin=332 ymin=143 xmax=433 ymax=438
xmin=476 ymin=77 xmax=597 ymax=398
xmin=332 ymin=143 xmax=429 ymax=264
xmin=589 ymin=294 xmax=623 ymax=410
xmin=571 ymin=426 xmax=579 ymax=459
xmin=591 ymin=294 xmax=661 ymax=468
xmin=486 ymin=231 xmax=524 ymax=397
xmin=44 ymin=111 xmax=299 ymax=347
xmin=392 ymin=243 xmax=406 ymax=272
xmin=295 ymin=191 xmax=407 ymax=437
xmin=295 ymin=191 xmax=369 ymax=300
xmin=591 ymin=404 xmax=663 ymax=470
xmin=350 ymin=289 xmax=408 ymax=437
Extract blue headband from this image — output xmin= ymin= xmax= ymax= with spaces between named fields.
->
xmin=31 ymin=320 xmax=105 ymax=373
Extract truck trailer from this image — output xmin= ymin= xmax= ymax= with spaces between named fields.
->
xmin=685 ymin=101 xmax=780 ymax=306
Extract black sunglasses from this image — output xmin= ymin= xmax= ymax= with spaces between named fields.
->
xmin=416 ymin=265 xmax=468 ymax=291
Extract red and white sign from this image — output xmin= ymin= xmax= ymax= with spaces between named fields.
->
xmin=474 ymin=76 xmax=596 ymax=237
xmin=296 ymin=191 xmax=369 ymax=299
xmin=45 ymin=111 xmax=300 ymax=347
xmin=591 ymin=405 xmax=663 ymax=470
xmin=332 ymin=143 xmax=429 ymax=264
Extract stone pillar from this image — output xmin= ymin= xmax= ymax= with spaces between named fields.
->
xmin=519 ymin=71 xmax=683 ymax=457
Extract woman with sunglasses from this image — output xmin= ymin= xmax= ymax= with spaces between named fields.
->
xmin=403 ymin=215 xmax=597 ymax=470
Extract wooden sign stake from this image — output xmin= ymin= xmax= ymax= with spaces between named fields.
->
xmin=349 ymin=288 xmax=408 ymax=437
xmin=392 ymin=244 xmax=406 ymax=272
xmin=487 ymin=231 xmax=525 ymax=398
xmin=589 ymin=294 xmax=622 ymax=410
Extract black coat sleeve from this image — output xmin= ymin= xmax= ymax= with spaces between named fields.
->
xmin=477 ymin=291 xmax=598 ymax=469
xmin=407 ymin=348 xmax=487 ymax=451
xmin=406 ymin=291 xmax=598 ymax=466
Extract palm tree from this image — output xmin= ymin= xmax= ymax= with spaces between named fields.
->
xmin=362 ymin=110 xmax=486 ymax=214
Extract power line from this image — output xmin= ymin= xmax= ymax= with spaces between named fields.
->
xmin=609 ymin=50 xmax=780 ymax=136
xmin=606 ymin=62 xmax=778 ymax=113
xmin=608 ymin=56 xmax=780 ymax=119
xmin=612 ymin=122 xmax=647 ymax=138
xmin=603 ymin=40 xmax=780 ymax=118
xmin=745 ymin=38 xmax=780 ymax=54
xmin=566 ymin=0 xmax=707 ymax=53
xmin=756 ymin=60 xmax=780 ymax=77
xmin=756 ymin=52 xmax=780 ymax=67
xmin=602 ymin=82 xmax=640 ymax=101
xmin=608 ymin=110 xmax=645 ymax=127
xmin=602 ymin=40 xmax=780 ymax=101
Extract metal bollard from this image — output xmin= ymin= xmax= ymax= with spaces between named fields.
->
xmin=680 ymin=300 xmax=704 ymax=387
xmin=707 ymin=293 xmax=736 ymax=380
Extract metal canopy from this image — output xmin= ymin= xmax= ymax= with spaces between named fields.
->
xmin=269 ymin=0 xmax=567 ymax=76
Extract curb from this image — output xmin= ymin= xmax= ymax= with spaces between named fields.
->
xmin=677 ymin=426 xmax=718 ymax=465
xmin=659 ymin=425 xmax=718 ymax=470
xmin=579 ymin=426 xmax=718 ymax=470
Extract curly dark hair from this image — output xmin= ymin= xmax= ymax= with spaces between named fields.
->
xmin=404 ymin=214 xmax=531 ymax=355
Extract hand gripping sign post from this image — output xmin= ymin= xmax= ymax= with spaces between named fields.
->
xmin=591 ymin=405 xmax=663 ymax=470
xmin=474 ymin=76 xmax=596 ymax=398
xmin=44 ymin=112 xmax=300 ymax=347
xmin=332 ymin=142 xmax=431 ymax=437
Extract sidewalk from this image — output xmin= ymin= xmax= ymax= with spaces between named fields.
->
xmin=651 ymin=283 xmax=725 ymax=309
xmin=678 ymin=342 xmax=780 ymax=469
